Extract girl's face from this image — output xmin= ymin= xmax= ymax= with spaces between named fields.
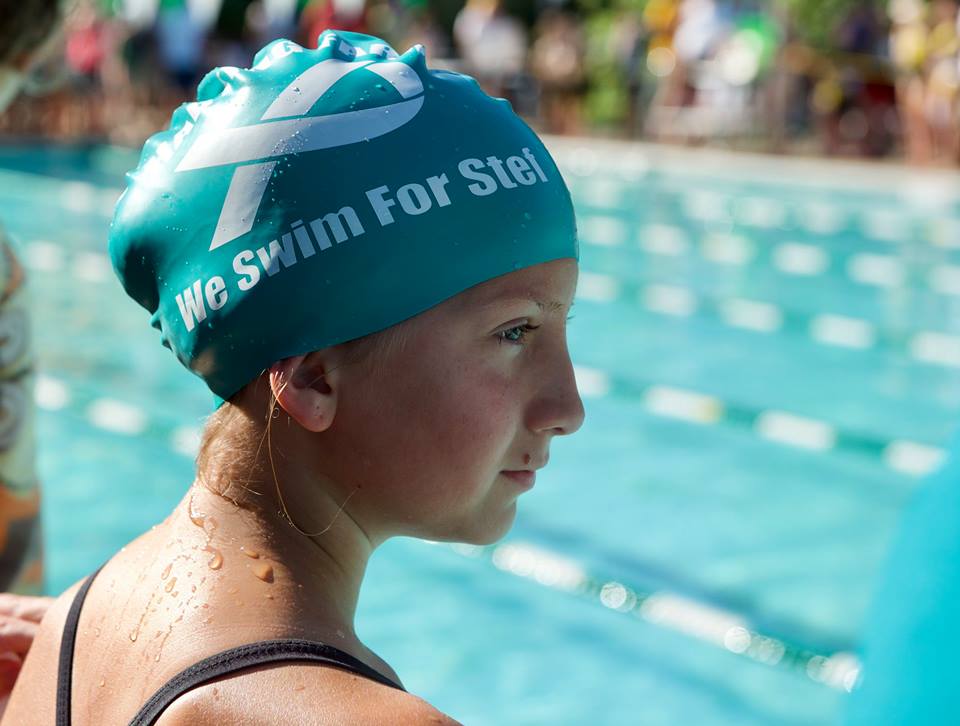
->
xmin=327 ymin=258 xmax=584 ymax=545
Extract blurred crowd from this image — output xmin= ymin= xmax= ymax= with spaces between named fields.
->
xmin=2 ymin=0 xmax=959 ymax=165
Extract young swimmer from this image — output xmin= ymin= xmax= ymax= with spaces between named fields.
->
xmin=2 ymin=30 xmax=584 ymax=724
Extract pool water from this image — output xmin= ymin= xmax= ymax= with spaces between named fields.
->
xmin=0 ymin=138 xmax=957 ymax=725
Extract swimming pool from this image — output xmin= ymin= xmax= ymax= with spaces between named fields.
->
xmin=0 ymin=138 xmax=957 ymax=725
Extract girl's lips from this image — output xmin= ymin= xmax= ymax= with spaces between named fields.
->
xmin=500 ymin=470 xmax=535 ymax=488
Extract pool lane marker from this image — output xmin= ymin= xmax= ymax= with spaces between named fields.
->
xmin=847 ymin=253 xmax=906 ymax=288
xmin=734 ymin=196 xmax=788 ymax=229
xmin=755 ymin=411 xmax=837 ymax=452
xmin=35 ymin=375 xmax=70 ymax=410
xmin=640 ymin=284 xmax=698 ymax=317
xmin=444 ymin=539 xmax=861 ymax=692
xmin=34 ymin=373 xmax=205 ymax=451
xmin=576 ymin=271 xmax=620 ymax=303
xmin=572 ymin=367 xmax=612 ymax=398
xmin=17 ymin=201 xmax=960 ymax=355
xmin=682 ymin=189 xmax=730 ymax=223
xmin=882 ymin=441 xmax=947 ymax=477
xmin=564 ymin=159 xmax=957 ymax=250
xmin=929 ymin=264 xmax=960 ymax=296
xmin=801 ymin=202 xmax=846 ymax=236
xmin=702 ymin=232 xmax=754 ymax=266
xmin=73 ymin=252 xmax=113 ymax=283
xmin=772 ymin=242 xmax=829 ymax=276
xmin=639 ymin=224 xmax=689 ymax=256
xmin=809 ymin=314 xmax=876 ymax=350
xmin=910 ymin=332 xmax=960 ymax=367
xmin=574 ymin=269 xmax=960 ymax=368
xmin=579 ymin=177 xmax=624 ymax=209
xmin=718 ymin=298 xmax=782 ymax=333
xmin=171 ymin=425 xmax=203 ymax=457
xmin=585 ymin=216 xmax=959 ymax=297
xmin=860 ymin=208 xmax=910 ymax=243
xmin=579 ymin=214 xmax=628 ymax=247
xmin=24 ymin=241 xmax=65 ymax=273
xmin=86 ymin=398 xmax=148 ymax=435
xmin=643 ymin=386 xmax=722 ymax=424
xmin=36 ymin=355 xmax=946 ymax=480
xmin=571 ymin=365 xmax=946 ymax=478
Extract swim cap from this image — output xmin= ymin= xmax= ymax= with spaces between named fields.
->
xmin=109 ymin=30 xmax=579 ymax=403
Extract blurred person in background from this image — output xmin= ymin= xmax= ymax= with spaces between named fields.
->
xmin=529 ymin=6 xmax=586 ymax=135
xmin=812 ymin=1 xmax=891 ymax=157
xmin=639 ymin=0 xmax=680 ymax=137
xmin=246 ymin=0 xmax=301 ymax=51
xmin=889 ymin=0 xmax=936 ymax=162
xmin=887 ymin=0 xmax=960 ymax=164
xmin=923 ymin=0 xmax=959 ymax=162
xmin=0 ymin=0 xmax=60 ymax=598
xmin=155 ymin=0 xmax=209 ymax=104
xmin=98 ymin=0 xmax=165 ymax=145
xmin=0 ymin=0 xmax=72 ymax=714
xmin=608 ymin=6 xmax=649 ymax=138
xmin=62 ymin=0 xmax=109 ymax=135
xmin=392 ymin=2 xmax=453 ymax=64
xmin=453 ymin=0 xmax=527 ymax=101
xmin=300 ymin=0 xmax=370 ymax=46
xmin=646 ymin=0 xmax=713 ymax=141
xmin=839 ymin=1 xmax=896 ymax=158
xmin=209 ymin=0 xmax=260 ymax=69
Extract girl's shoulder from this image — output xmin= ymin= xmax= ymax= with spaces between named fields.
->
xmin=153 ymin=661 xmax=463 ymax=725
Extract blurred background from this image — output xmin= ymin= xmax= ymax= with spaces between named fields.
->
xmin=1 ymin=0 xmax=959 ymax=724
xmin=5 ymin=0 xmax=960 ymax=162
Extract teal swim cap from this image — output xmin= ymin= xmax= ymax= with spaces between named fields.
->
xmin=109 ymin=30 xmax=579 ymax=403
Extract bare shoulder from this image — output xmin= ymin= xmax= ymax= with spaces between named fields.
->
xmin=154 ymin=662 xmax=463 ymax=726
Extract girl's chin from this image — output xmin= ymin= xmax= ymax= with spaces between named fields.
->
xmin=415 ymin=505 xmax=517 ymax=547
xmin=460 ymin=502 xmax=519 ymax=547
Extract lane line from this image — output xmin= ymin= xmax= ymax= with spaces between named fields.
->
xmin=809 ymin=315 xmax=876 ymax=350
xmin=719 ymin=298 xmax=783 ymax=333
xmin=450 ymin=539 xmax=861 ymax=692
xmin=755 ymin=411 xmax=837 ymax=452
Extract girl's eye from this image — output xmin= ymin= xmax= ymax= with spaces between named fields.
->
xmin=495 ymin=315 xmax=574 ymax=346
xmin=496 ymin=323 xmax=540 ymax=346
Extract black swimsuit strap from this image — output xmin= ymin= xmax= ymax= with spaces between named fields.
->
xmin=56 ymin=562 xmax=107 ymax=726
xmin=54 ymin=564 xmax=405 ymax=726
xmin=128 ymin=638 xmax=406 ymax=725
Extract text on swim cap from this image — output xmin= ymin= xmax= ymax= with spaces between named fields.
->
xmin=173 ymin=147 xmax=551 ymax=333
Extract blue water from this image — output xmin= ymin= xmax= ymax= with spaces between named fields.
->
xmin=1 ymin=141 xmax=957 ymax=725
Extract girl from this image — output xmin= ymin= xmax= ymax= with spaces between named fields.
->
xmin=2 ymin=29 xmax=583 ymax=724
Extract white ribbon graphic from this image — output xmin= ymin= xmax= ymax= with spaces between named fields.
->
xmin=175 ymin=41 xmax=426 ymax=251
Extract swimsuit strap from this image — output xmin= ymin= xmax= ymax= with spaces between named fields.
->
xmin=56 ymin=562 xmax=107 ymax=726
xmin=53 ymin=562 xmax=405 ymax=726
xmin=128 ymin=638 xmax=406 ymax=725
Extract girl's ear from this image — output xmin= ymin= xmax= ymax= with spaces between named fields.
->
xmin=268 ymin=354 xmax=336 ymax=432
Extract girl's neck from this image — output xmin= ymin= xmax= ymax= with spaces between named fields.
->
xmin=164 ymin=479 xmax=375 ymax=650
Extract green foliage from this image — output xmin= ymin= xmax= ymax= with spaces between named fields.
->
xmin=776 ymin=0 xmax=887 ymax=48
xmin=580 ymin=9 xmax=629 ymax=126
xmin=575 ymin=0 xmax=646 ymax=14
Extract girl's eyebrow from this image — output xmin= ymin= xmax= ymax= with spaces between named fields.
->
xmin=478 ymin=296 xmax=571 ymax=315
